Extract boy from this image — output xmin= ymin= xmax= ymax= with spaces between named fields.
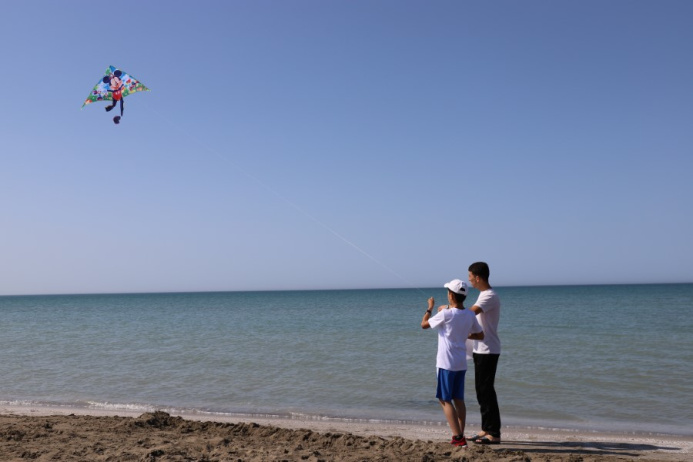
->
xmin=421 ymin=279 xmax=484 ymax=447
xmin=468 ymin=262 xmax=502 ymax=444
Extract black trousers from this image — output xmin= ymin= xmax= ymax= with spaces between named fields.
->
xmin=473 ymin=353 xmax=501 ymax=437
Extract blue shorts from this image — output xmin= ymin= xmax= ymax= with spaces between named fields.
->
xmin=436 ymin=368 xmax=466 ymax=402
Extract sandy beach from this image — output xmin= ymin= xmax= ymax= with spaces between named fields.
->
xmin=1 ymin=406 xmax=691 ymax=461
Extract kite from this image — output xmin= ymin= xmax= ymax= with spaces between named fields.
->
xmin=82 ymin=66 xmax=150 ymax=124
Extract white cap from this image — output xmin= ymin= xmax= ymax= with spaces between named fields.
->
xmin=444 ymin=279 xmax=468 ymax=296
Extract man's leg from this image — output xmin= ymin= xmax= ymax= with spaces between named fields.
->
xmin=473 ymin=353 xmax=501 ymax=438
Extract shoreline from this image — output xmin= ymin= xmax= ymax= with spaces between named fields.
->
xmin=2 ymin=405 xmax=691 ymax=461
xmin=3 ymin=403 xmax=689 ymax=437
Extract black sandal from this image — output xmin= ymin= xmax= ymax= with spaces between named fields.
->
xmin=473 ymin=436 xmax=500 ymax=445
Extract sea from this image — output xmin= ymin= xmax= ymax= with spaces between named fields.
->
xmin=1 ymin=284 xmax=691 ymax=436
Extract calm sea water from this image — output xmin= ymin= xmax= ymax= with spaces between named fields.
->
xmin=1 ymin=284 xmax=691 ymax=435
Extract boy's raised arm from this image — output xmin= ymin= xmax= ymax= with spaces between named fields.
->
xmin=421 ymin=297 xmax=435 ymax=329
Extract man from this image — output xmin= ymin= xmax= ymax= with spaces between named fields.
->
xmin=468 ymin=262 xmax=502 ymax=444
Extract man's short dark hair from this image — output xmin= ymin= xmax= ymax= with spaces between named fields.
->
xmin=468 ymin=261 xmax=490 ymax=282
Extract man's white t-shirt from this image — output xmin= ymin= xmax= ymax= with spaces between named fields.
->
xmin=472 ymin=289 xmax=501 ymax=355
xmin=428 ymin=307 xmax=483 ymax=371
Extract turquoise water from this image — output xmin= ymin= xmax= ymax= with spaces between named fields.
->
xmin=1 ymin=284 xmax=691 ymax=435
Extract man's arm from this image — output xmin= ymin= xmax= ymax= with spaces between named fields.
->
xmin=470 ymin=305 xmax=483 ymax=315
xmin=469 ymin=330 xmax=484 ymax=340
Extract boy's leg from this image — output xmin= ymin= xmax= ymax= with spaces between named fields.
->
xmin=439 ymin=400 xmax=461 ymax=437
xmin=453 ymin=398 xmax=466 ymax=436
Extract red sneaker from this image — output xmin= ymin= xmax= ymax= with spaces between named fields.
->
xmin=451 ymin=435 xmax=467 ymax=447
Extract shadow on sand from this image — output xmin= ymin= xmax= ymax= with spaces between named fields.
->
xmin=498 ymin=440 xmax=680 ymax=458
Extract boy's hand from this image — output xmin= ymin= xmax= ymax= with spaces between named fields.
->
xmin=427 ymin=297 xmax=435 ymax=310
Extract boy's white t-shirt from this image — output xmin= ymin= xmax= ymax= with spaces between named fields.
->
xmin=428 ymin=307 xmax=483 ymax=371
xmin=472 ymin=289 xmax=501 ymax=355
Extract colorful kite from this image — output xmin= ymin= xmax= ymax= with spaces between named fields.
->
xmin=82 ymin=66 xmax=150 ymax=124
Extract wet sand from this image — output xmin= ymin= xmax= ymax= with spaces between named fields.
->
xmin=1 ymin=406 xmax=691 ymax=461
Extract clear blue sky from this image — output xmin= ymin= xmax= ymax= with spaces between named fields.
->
xmin=1 ymin=1 xmax=691 ymax=295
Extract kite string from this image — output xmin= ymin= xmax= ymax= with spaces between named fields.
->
xmin=142 ymin=103 xmax=429 ymax=297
